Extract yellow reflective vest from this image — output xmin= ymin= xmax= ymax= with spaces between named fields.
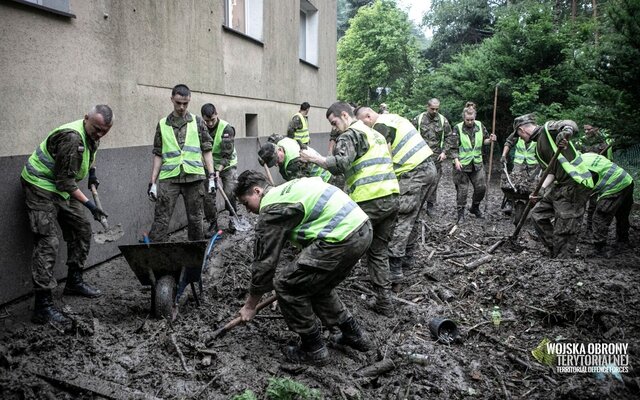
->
xmin=456 ymin=121 xmax=483 ymax=166
xmin=212 ymin=119 xmax=237 ymax=171
xmin=581 ymin=153 xmax=632 ymax=200
xmin=260 ymin=177 xmax=369 ymax=246
xmin=158 ymin=114 xmax=205 ymax=180
xmin=292 ymin=112 xmax=310 ymax=144
xmin=376 ymin=113 xmax=433 ymax=176
xmin=21 ymin=119 xmax=94 ymax=199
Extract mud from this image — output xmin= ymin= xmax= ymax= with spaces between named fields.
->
xmin=1 ymin=163 xmax=639 ymax=399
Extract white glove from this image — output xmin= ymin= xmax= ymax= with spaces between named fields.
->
xmin=148 ymin=183 xmax=158 ymax=201
xmin=208 ymin=177 xmax=216 ymax=193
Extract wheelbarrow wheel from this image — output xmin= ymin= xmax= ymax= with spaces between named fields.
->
xmin=155 ymin=275 xmax=176 ymax=320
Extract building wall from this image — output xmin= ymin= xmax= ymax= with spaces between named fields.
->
xmin=0 ymin=0 xmax=336 ymax=304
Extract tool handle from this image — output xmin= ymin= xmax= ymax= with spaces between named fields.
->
xmin=263 ymin=164 xmax=275 ymax=186
xmin=90 ymin=184 xmax=109 ymax=230
xmin=216 ymin=182 xmax=239 ymax=218
xmin=221 ymin=295 xmax=278 ymax=332
xmin=511 ymin=146 xmax=562 ymax=240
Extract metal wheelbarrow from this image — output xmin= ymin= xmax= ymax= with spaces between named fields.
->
xmin=118 ymin=231 xmax=222 ymax=320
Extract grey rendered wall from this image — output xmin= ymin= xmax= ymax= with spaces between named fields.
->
xmin=0 ymin=132 xmax=331 ymax=305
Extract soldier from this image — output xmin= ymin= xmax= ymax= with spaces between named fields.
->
xmin=355 ymin=106 xmax=437 ymax=284
xmin=413 ymin=98 xmax=452 ymax=215
xmin=500 ymin=113 xmax=541 ymax=226
xmin=287 ymin=101 xmax=311 ymax=145
xmin=379 ymin=103 xmax=389 ymax=114
xmin=581 ymin=153 xmax=634 ymax=251
xmin=21 ymin=105 xmax=113 ymax=326
xmin=147 ymin=84 xmax=215 ymax=242
xmin=235 ymin=171 xmax=373 ymax=365
xmin=299 ymin=101 xmax=400 ymax=316
xmin=258 ymin=137 xmax=332 ymax=182
xmin=514 ymin=114 xmax=594 ymax=258
xmin=201 ymin=103 xmax=238 ymax=236
xmin=578 ymin=124 xmax=613 ymax=160
xmin=450 ymin=107 xmax=496 ymax=223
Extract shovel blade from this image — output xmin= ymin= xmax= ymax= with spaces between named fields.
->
xmin=93 ymin=223 xmax=125 ymax=244
xmin=232 ymin=216 xmax=252 ymax=232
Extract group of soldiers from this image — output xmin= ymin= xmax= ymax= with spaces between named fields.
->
xmin=20 ymin=85 xmax=634 ymax=365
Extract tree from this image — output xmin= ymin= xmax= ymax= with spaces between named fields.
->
xmin=337 ymin=0 xmax=375 ymax=39
xmin=337 ymin=0 xmax=422 ymax=110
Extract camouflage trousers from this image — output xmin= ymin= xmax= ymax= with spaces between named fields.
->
xmin=590 ymin=182 xmax=634 ymax=245
xmin=149 ymin=180 xmax=205 ymax=242
xmin=453 ymin=166 xmax=486 ymax=210
xmin=426 ymin=159 xmax=443 ymax=205
xmin=21 ymin=179 xmax=92 ymax=290
xmin=203 ymin=167 xmax=237 ymax=227
xmin=274 ymin=221 xmax=373 ymax=334
xmin=530 ymin=182 xmax=591 ymax=258
xmin=358 ymin=194 xmax=399 ymax=291
xmin=389 ymin=160 xmax=437 ymax=258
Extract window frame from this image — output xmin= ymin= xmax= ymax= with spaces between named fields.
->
xmin=10 ymin=0 xmax=75 ymax=18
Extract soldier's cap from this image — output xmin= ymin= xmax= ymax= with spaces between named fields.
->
xmin=258 ymin=143 xmax=278 ymax=168
xmin=267 ymin=133 xmax=285 ymax=144
xmin=512 ymin=113 xmax=536 ymax=135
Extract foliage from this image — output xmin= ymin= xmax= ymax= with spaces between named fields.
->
xmin=231 ymin=389 xmax=257 ymax=400
xmin=337 ymin=0 xmax=375 ymax=39
xmin=265 ymin=377 xmax=322 ymax=400
xmin=337 ymin=0 xmax=422 ymax=108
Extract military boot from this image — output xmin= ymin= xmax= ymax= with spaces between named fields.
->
xmin=389 ymin=256 xmax=404 ymax=283
xmin=63 ymin=265 xmax=102 ymax=298
xmin=226 ymin=218 xmax=237 ymax=235
xmin=469 ymin=203 xmax=484 ymax=218
xmin=372 ymin=288 xmax=395 ymax=317
xmin=283 ymin=326 xmax=329 ymax=365
xmin=32 ymin=290 xmax=71 ymax=326
xmin=330 ymin=317 xmax=371 ymax=352
xmin=426 ymin=201 xmax=435 ymax=217
xmin=456 ymin=208 xmax=465 ymax=224
xmin=204 ymin=220 xmax=219 ymax=239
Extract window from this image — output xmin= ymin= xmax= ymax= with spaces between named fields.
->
xmin=225 ymin=0 xmax=264 ymax=42
xmin=299 ymin=0 xmax=318 ymax=66
xmin=245 ymin=114 xmax=258 ymax=137
xmin=10 ymin=0 xmax=75 ymax=17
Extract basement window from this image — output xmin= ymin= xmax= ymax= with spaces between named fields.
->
xmin=10 ymin=0 xmax=75 ymax=18
xmin=245 ymin=114 xmax=258 ymax=137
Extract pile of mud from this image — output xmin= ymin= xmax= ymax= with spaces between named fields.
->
xmin=1 ymin=166 xmax=639 ymax=399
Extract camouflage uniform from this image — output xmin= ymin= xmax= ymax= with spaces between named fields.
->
xmin=21 ymin=129 xmax=97 ymax=290
xmin=326 ymin=124 xmax=399 ymax=294
xmin=449 ymin=121 xmax=490 ymax=212
xmin=287 ymin=114 xmax=308 ymax=142
xmin=149 ymin=113 xmax=212 ymax=241
xmin=590 ymin=182 xmax=634 ymax=246
xmin=203 ymin=121 xmax=237 ymax=230
xmin=503 ymin=132 xmax=541 ymax=225
xmin=529 ymin=120 xmax=592 ymax=258
xmin=372 ymin=122 xmax=437 ymax=260
xmin=413 ymin=112 xmax=452 ymax=207
xmin=577 ymin=129 xmax=613 ymax=230
xmin=249 ymin=187 xmax=373 ymax=334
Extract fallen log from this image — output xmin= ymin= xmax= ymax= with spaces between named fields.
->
xmin=465 ymin=255 xmax=493 ymax=269
xmin=35 ymin=370 xmax=161 ymax=400
xmin=354 ymin=358 xmax=396 ymax=377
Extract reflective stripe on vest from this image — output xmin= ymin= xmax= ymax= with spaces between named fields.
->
xmin=456 ymin=121 xmax=483 ymax=166
xmin=212 ymin=119 xmax=238 ymax=171
xmin=345 ymin=121 xmax=399 ymax=202
xmin=293 ymin=112 xmax=310 ymax=144
xmin=279 ymin=138 xmax=332 ymax=182
xmin=514 ymin=138 xmax=538 ymax=165
xmin=158 ymin=114 xmax=205 ymax=180
xmin=259 ymin=177 xmax=369 ymax=246
xmin=581 ymin=153 xmax=632 ymax=200
xmin=417 ymin=112 xmax=446 ymax=148
xmin=20 ymin=119 xmax=94 ymax=199
xmin=377 ymin=113 xmax=433 ymax=176
xmin=539 ymin=123 xmax=594 ymax=188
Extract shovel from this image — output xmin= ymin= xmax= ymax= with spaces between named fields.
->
xmin=216 ymin=178 xmax=252 ymax=232
xmin=90 ymin=184 xmax=124 ymax=244
xmin=484 ymin=145 xmax=563 ymax=254
xmin=206 ymin=294 xmax=277 ymax=344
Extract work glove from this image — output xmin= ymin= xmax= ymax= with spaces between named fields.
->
xmin=208 ymin=174 xmax=217 ymax=193
xmin=500 ymin=155 xmax=507 ymax=165
xmin=84 ymin=200 xmax=108 ymax=222
xmin=148 ymin=182 xmax=158 ymax=202
xmin=556 ymin=127 xmax=573 ymax=144
xmin=88 ymin=167 xmax=99 ymax=190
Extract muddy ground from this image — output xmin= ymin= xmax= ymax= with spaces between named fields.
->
xmin=1 ymin=163 xmax=639 ymax=399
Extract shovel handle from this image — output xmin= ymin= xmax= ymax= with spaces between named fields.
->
xmin=90 ymin=184 xmax=109 ymax=230
xmin=217 ymin=295 xmax=278 ymax=335
xmin=216 ymin=181 xmax=239 ymax=218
